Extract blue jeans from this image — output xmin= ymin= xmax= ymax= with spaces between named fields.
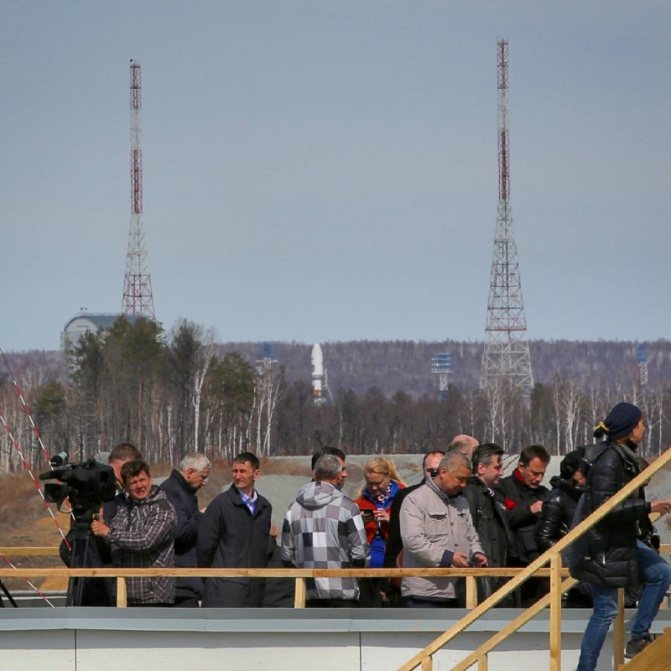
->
xmin=577 ymin=541 xmax=671 ymax=671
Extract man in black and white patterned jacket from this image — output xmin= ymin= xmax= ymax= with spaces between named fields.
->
xmin=91 ymin=459 xmax=176 ymax=606
xmin=281 ymin=454 xmax=369 ymax=607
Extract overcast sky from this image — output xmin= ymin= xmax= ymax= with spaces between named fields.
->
xmin=1 ymin=1 xmax=670 ymax=352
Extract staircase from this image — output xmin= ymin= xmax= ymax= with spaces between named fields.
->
xmin=621 ymin=628 xmax=671 ymax=670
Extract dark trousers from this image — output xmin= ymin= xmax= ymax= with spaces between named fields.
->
xmin=404 ymin=596 xmax=460 ymax=608
xmin=306 ymin=598 xmax=358 ymax=608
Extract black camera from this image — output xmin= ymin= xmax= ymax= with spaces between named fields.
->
xmin=39 ymin=452 xmax=117 ymax=521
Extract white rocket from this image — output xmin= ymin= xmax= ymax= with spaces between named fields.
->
xmin=311 ymin=343 xmax=324 ymax=399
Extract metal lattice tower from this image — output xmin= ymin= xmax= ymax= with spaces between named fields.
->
xmin=121 ymin=60 xmax=155 ymax=319
xmin=480 ymin=40 xmax=533 ymax=392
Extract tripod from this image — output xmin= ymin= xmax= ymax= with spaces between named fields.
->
xmin=0 ymin=578 xmax=18 ymax=608
xmin=66 ymin=510 xmax=111 ymax=607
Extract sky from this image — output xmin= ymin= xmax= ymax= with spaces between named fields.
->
xmin=1 ymin=1 xmax=670 ymax=352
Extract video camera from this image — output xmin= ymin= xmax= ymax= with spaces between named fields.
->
xmin=39 ymin=451 xmax=117 ymax=521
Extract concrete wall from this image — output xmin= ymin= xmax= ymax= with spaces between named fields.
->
xmin=1 ymin=607 xmax=659 ymax=670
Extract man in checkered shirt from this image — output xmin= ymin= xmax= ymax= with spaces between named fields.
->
xmin=281 ymin=453 xmax=369 ymax=607
xmin=91 ymin=459 xmax=176 ymax=606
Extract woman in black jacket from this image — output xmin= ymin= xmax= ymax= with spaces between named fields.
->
xmin=535 ymin=449 xmax=591 ymax=607
xmin=570 ymin=402 xmax=671 ymax=670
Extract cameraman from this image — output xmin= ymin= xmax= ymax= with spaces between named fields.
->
xmin=91 ymin=459 xmax=177 ymax=607
xmin=58 ymin=443 xmax=141 ymax=606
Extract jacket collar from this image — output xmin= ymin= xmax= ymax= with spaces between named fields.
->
xmin=170 ymin=468 xmax=198 ymax=495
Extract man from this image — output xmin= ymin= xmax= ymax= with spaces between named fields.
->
xmin=400 ymin=452 xmax=487 ymax=608
xmin=570 ymin=403 xmax=671 ymax=668
xmin=197 ymin=452 xmax=271 ymax=607
xmin=282 ymin=453 xmax=369 ymax=607
xmin=447 ymin=434 xmax=480 ymax=458
xmin=160 ymin=453 xmax=211 ymax=607
xmin=384 ymin=449 xmax=445 ymax=569
xmin=108 ymin=443 xmax=142 ymax=492
xmin=464 ymin=443 xmax=512 ymax=601
xmin=498 ymin=444 xmax=550 ymax=606
xmin=59 ymin=442 xmax=142 ymax=606
xmin=91 ymin=459 xmax=176 ymax=607
xmin=311 ymin=446 xmax=347 ymax=485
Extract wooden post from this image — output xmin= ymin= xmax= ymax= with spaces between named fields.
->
xmin=116 ymin=577 xmax=127 ymax=608
xmin=613 ymin=588 xmax=625 ymax=669
xmin=294 ymin=577 xmax=306 ymax=608
xmin=549 ymin=554 xmax=562 ymax=671
xmin=420 ymin=657 xmax=432 ymax=671
xmin=466 ymin=575 xmax=477 ymax=609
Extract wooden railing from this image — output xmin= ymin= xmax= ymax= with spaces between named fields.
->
xmin=2 ymin=446 xmax=671 ymax=670
xmin=398 ymin=444 xmax=671 ymax=671
xmin=0 ymin=560 xmax=564 ymax=609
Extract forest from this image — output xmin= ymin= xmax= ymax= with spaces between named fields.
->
xmin=0 ymin=316 xmax=669 ymax=472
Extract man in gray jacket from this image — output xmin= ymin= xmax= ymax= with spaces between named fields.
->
xmin=400 ymin=451 xmax=487 ymax=607
xmin=282 ymin=454 xmax=369 ymax=607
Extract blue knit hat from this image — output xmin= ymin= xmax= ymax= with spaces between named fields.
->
xmin=593 ymin=402 xmax=642 ymax=440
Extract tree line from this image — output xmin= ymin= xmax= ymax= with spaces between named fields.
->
xmin=0 ymin=318 xmax=669 ymax=472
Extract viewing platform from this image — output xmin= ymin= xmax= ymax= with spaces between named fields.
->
xmin=4 ymin=604 xmax=670 ymax=671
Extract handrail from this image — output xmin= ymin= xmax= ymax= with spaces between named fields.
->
xmin=398 ymin=443 xmax=671 ymax=671
xmin=0 ymin=547 xmax=61 ymax=556
xmin=4 ymin=446 xmax=671 ymax=667
xmin=0 ymin=565 xmax=566 ymax=577
xmin=0 ymin=563 xmax=568 ymax=609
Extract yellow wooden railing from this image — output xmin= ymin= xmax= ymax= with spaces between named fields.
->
xmin=398 ymin=444 xmax=671 ymax=671
xmin=2 ymin=446 xmax=671 ymax=670
xmin=0 ymin=560 xmax=562 ymax=609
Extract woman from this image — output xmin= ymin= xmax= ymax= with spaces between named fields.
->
xmin=355 ymin=457 xmax=406 ymax=606
xmin=570 ymin=402 xmax=671 ymax=669
xmin=535 ymin=449 xmax=591 ymax=607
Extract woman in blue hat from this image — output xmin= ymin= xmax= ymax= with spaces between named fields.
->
xmin=571 ymin=402 xmax=671 ymax=669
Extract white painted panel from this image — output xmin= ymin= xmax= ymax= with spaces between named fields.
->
xmin=361 ymin=631 xmax=587 ymax=670
xmin=0 ymin=630 xmax=75 ymax=670
xmin=76 ymin=631 xmax=361 ymax=671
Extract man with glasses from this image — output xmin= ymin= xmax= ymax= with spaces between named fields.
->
xmin=161 ymin=453 xmax=212 ymax=607
xmin=384 ymin=449 xmax=446 ymax=570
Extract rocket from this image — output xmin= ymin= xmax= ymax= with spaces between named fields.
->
xmin=311 ymin=343 xmax=324 ymax=399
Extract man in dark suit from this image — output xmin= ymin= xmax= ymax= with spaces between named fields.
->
xmin=197 ymin=452 xmax=271 ymax=607
xmin=160 ymin=453 xmax=211 ymax=607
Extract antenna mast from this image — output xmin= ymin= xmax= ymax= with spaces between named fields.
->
xmin=480 ymin=40 xmax=533 ymax=392
xmin=122 ymin=60 xmax=155 ymax=319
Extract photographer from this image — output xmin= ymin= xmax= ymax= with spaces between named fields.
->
xmin=56 ymin=443 xmax=141 ymax=606
xmin=91 ymin=459 xmax=176 ymax=607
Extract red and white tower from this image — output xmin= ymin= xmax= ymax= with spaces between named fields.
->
xmin=480 ymin=40 xmax=533 ymax=392
xmin=121 ymin=60 xmax=155 ymax=319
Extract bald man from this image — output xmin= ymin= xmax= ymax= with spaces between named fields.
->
xmin=447 ymin=434 xmax=480 ymax=458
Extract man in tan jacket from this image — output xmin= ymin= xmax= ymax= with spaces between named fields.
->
xmin=400 ymin=451 xmax=487 ymax=607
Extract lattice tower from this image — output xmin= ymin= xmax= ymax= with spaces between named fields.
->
xmin=121 ymin=60 xmax=155 ymax=319
xmin=480 ymin=40 xmax=533 ymax=392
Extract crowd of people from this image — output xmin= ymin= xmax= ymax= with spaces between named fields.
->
xmin=59 ymin=401 xmax=670 ymax=669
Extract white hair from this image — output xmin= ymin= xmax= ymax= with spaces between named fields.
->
xmin=179 ymin=453 xmax=211 ymax=473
